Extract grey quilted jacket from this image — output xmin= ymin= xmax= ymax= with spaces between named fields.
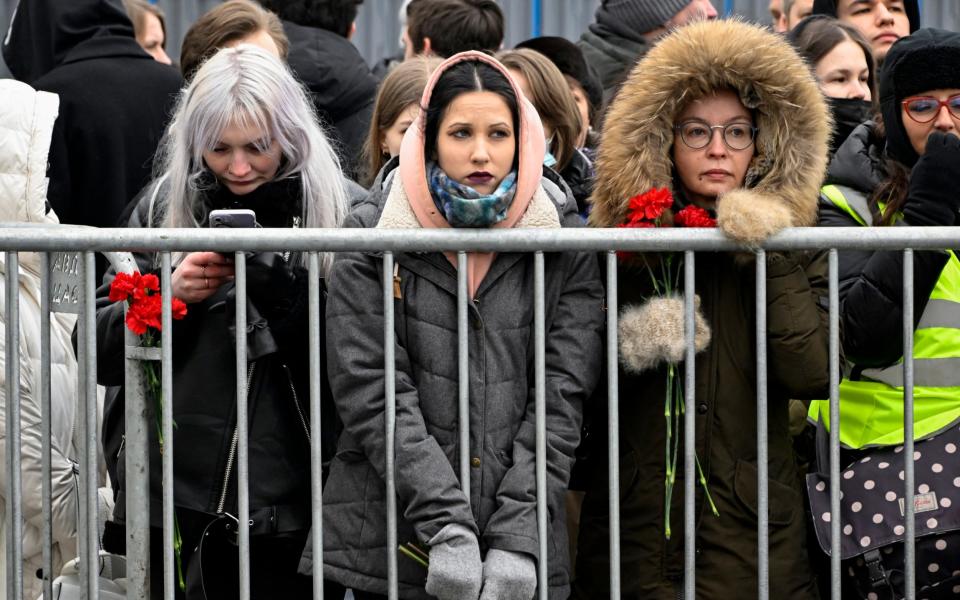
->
xmin=316 ymin=165 xmax=604 ymax=599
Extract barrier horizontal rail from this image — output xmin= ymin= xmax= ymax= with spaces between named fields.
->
xmin=0 ymin=225 xmax=958 ymax=253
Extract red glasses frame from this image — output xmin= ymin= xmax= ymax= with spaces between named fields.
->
xmin=901 ymin=94 xmax=960 ymax=124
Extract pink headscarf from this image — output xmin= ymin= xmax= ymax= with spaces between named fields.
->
xmin=397 ymin=51 xmax=547 ymax=298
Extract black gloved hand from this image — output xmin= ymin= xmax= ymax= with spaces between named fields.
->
xmin=244 ymin=252 xmax=300 ymax=312
xmin=902 ymin=131 xmax=960 ymax=227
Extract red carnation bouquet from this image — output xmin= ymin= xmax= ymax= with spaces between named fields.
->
xmin=618 ymin=189 xmax=719 ymax=538
xmin=109 ymin=271 xmax=188 ymax=589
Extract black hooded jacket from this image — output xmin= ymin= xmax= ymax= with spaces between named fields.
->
xmin=2 ymin=0 xmax=182 ymax=240
xmin=280 ymin=20 xmax=377 ymax=181
xmin=818 ymin=123 xmax=955 ymax=368
xmin=812 ymin=0 xmax=921 ymax=32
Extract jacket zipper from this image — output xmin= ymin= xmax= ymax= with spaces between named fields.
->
xmin=282 ymin=363 xmax=311 ymax=442
xmin=217 ymin=361 xmax=257 ymax=515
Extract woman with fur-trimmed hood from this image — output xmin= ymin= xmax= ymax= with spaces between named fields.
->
xmin=572 ymin=20 xmax=832 ymax=598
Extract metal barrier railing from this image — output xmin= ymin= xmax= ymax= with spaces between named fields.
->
xmin=1 ymin=225 xmax=957 ymax=600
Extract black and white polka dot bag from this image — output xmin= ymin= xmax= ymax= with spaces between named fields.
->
xmin=806 ymin=425 xmax=960 ymax=599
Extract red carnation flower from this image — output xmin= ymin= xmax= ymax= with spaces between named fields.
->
xmin=674 ymin=205 xmax=717 ymax=228
xmin=626 ymin=187 xmax=674 ymax=224
xmin=109 ymin=271 xmax=139 ymax=302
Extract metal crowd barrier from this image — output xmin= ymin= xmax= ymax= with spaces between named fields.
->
xmin=1 ymin=225 xmax=956 ymax=600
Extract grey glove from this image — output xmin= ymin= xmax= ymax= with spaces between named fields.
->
xmin=478 ymin=549 xmax=537 ymax=600
xmin=425 ymin=523 xmax=482 ymax=600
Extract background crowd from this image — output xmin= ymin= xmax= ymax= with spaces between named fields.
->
xmin=0 ymin=0 xmax=958 ymax=599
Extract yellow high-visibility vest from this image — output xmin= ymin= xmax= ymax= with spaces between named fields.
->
xmin=809 ymin=184 xmax=960 ymax=449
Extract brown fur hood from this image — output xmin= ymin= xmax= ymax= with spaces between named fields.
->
xmin=589 ymin=19 xmax=831 ymax=240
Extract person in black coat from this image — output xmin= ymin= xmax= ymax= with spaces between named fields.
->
xmin=2 ymin=0 xmax=182 ymax=237
xmin=95 ymin=45 xmax=348 ymax=599
xmin=257 ymin=0 xmax=378 ymax=181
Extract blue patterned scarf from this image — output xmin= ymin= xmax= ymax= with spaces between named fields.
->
xmin=427 ymin=162 xmax=518 ymax=228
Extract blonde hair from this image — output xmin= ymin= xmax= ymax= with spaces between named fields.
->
xmin=158 ymin=45 xmax=347 ymax=273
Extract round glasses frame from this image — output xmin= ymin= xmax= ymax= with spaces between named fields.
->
xmin=901 ymin=94 xmax=960 ymax=124
xmin=674 ymin=121 xmax=758 ymax=151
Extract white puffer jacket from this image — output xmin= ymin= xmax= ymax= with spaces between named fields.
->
xmin=0 ymin=79 xmax=112 ymax=599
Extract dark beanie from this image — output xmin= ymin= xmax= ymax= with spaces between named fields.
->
xmin=879 ymin=28 xmax=960 ymax=166
xmin=515 ymin=36 xmax=603 ymax=112
xmin=812 ymin=0 xmax=921 ymax=32
xmin=595 ymin=0 xmax=689 ymax=41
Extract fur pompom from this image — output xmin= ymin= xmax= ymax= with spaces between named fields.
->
xmin=716 ymin=189 xmax=796 ymax=247
xmin=618 ymin=295 xmax=711 ymax=374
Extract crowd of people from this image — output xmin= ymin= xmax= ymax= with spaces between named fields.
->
xmin=0 ymin=0 xmax=958 ymax=599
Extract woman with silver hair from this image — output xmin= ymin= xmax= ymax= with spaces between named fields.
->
xmin=95 ymin=44 xmax=347 ymax=599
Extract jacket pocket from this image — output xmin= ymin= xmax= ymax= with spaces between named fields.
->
xmin=733 ymin=459 xmax=799 ymax=526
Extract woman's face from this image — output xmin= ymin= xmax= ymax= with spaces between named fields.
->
xmin=436 ymin=91 xmax=516 ymax=195
xmin=815 ymin=39 xmax=871 ymax=102
xmin=672 ymin=89 xmax=755 ymax=210
xmin=509 ymin=69 xmax=554 ymax=140
xmin=203 ymin=121 xmax=282 ymax=195
xmin=136 ymin=13 xmax=171 ymax=65
xmin=381 ymin=103 xmax=419 ymax=158
xmin=901 ymin=88 xmax=960 ymax=156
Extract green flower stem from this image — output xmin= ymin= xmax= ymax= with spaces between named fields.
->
xmin=664 ymin=370 xmax=673 ymax=539
xmin=399 ymin=544 xmax=429 ymax=569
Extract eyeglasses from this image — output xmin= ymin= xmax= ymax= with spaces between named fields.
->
xmin=901 ymin=94 xmax=960 ymax=123
xmin=674 ymin=120 xmax=757 ymax=151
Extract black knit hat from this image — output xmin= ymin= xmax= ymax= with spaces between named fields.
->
xmin=811 ymin=0 xmax=921 ymax=32
xmin=879 ymin=28 xmax=960 ymax=166
xmin=595 ymin=0 xmax=689 ymax=41
xmin=515 ymin=36 xmax=603 ymax=112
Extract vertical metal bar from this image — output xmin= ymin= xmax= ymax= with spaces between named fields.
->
xmin=382 ymin=252 xmax=399 ymax=600
xmin=124 ymin=279 xmax=150 ymax=600
xmin=40 ymin=252 xmax=53 ymax=600
xmin=308 ymin=252 xmax=324 ymax=600
xmin=534 ymin=252 xmax=548 ymax=600
xmin=160 ymin=254 xmax=175 ymax=600
xmin=902 ymin=249 xmax=916 ymax=600
xmin=605 ymin=252 xmax=620 ymax=600
xmin=234 ymin=251 xmax=250 ymax=600
xmin=683 ymin=250 xmax=697 ymax=599
xmin=6 ymin=252 xmax=24 ymax=600
xmin=82 ymin=252 xmax=98 ymax=600
xmin=755 ymin=250 xmax=769 ymax=600
xmin=457 ymin=252 xmax=470 ymax=502
xmin=828 ymin=250 xmax=842 ymax=600
xmin=76 ymin=257 xmax=88 ymax=600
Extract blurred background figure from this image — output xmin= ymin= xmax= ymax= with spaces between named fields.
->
xmin=361 ymin=56 xmax=442 ymax=187
xmin=790 ymin=15 xmax=876 ymax=155
xmin=1 ymin=0 xmax=181 ymax=280
xmin=577 ymin=0 xmax=718 ymax=104
xmin=257 ymin=0 xmax=378 ymax=181
xmin=403 ymin=0 xmax=504 ymax=58
xmin=779 ymin=0 xmax=813 ymax=30
xmin=498 ymin=48 xmax=595 ymax=217
xmin=770 ymin=0 xmax=787 ymax=31
xmin=123 ymin=0 xmax=172 ymax=64
xmin=811 ymin=0 xmax=919 ymax=64
xmin=179 ymin=0 xmax=287 ymax=81
xmin=0 ymin=78 xmax=113 ymax=600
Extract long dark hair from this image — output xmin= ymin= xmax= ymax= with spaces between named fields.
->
xmin=869 ymin=115 xmax=911 ymax=226
xmin=788 ymin=15 xmax=877 ymax=102
xmin=423 ymin=60 xmax=520 ymax=164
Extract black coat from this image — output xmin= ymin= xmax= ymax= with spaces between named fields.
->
xmin=3 ymin=0 xmax=182 ymax=234
xmin=817 ymin=123 xmax=955 ymax=368
xmin=96 ymin=179 xmax=330 ymax=532
xmin=281 ymin=21 xmax=377 ymax=181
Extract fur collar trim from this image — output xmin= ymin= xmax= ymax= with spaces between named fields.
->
xmin=588 ymin=19 xmax=832 ymax=242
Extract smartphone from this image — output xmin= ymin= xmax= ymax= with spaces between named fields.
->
xmin=209 ymin=209 xmax=257 ymax=228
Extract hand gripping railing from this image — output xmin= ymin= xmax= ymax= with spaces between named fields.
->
xmin=1 ymin=224 xmax=955 ymax=600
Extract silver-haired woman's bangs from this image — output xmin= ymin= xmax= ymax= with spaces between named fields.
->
xmin=158 ymin=44 xmax=348 ymax=273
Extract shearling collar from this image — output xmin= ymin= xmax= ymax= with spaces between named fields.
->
xmin=588 ymin=19 xmax=832 ymax=239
